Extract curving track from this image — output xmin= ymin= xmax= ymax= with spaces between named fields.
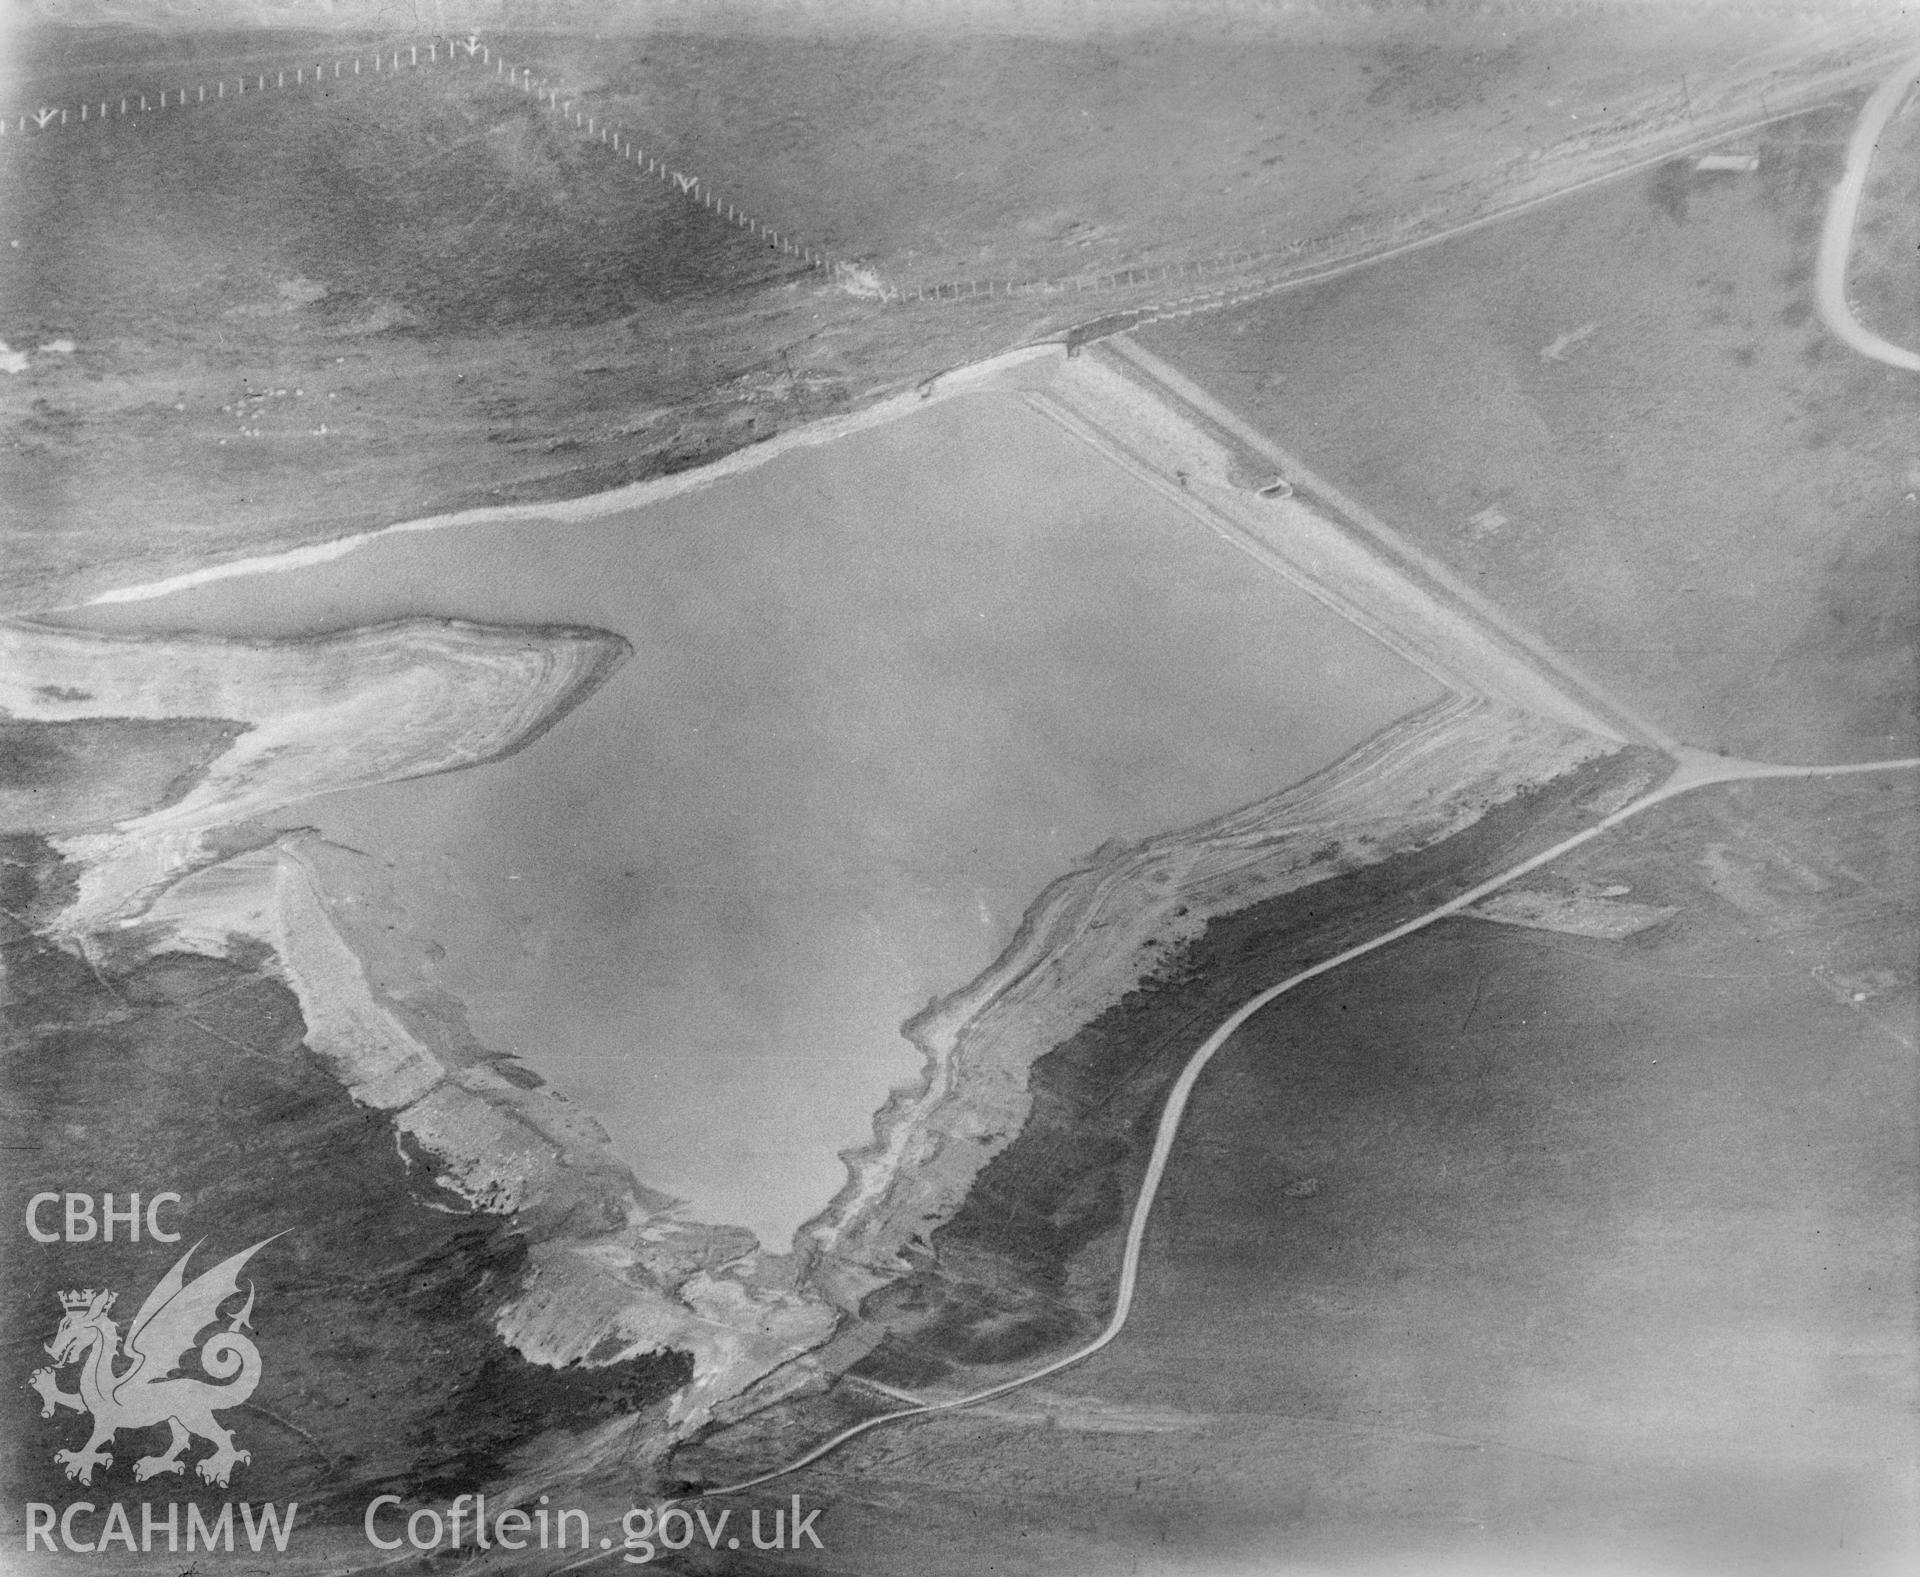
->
xmin=1814 ymin=49 xmax=1920 ymax=371
xmin=621 ymin=745 xmax=1918 ymax=1523
xmin=531 ymin=49 xmax=1920 ymax=1563
xmin=43 ymin=28 xmax=1899 ymax=1550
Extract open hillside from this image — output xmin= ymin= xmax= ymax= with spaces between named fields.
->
xmin=3 ymin=2 xmax=1910 ymax=607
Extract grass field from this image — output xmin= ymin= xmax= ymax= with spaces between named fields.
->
xmin=1849 ymin=82 xmax=1920 ymax=348
xmin=1141 ymin=102 xmax=1920 ymax=765
xmin=693 ymin=773 xmax=1917 ymax=1577
xmin=5 ymin=9 xmax=1902 ymax=609
xmin=6 ymin=12 xmax=1916 ymax=1558
xmin=0 ymin=54 xmax=861 ymax=607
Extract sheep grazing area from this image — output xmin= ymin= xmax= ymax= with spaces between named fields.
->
xmin=4 ymin=8 xmax=1899 ymax=612
xmin=1142 ymin=102 xmax=1920 ymax=766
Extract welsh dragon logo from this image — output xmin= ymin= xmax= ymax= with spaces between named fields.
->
xmin=28 ymin=1235 xmax=282 ymax=1488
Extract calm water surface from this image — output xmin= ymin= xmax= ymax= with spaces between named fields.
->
xmin=82 ymin=393 xmax=1441 ymax=1247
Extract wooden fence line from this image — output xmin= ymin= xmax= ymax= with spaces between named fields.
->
xmin=889 ymin=198 xmax=1461 ymax=313
xmin=2 ymin=33 xmax=857 ymax=283
xmin=491 ymin=54 xmax=848 ymax=276
xmin=8 ymin=32 xmax=1424 ymax=309
xmin=6 ymin=41 xmax=458 ymax=133
xmin=0 ymin=33 xmax=1353 ymax=308
xmin=890 ymin=243 xmax=1294 ymax=308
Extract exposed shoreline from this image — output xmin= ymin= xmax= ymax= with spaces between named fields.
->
xmin=65 ymin=348 xmax=1064 ymax=611
xmin=801 ymin=692 xmax=1616 ymax=1311
xmin=5 ymin=344 xmax=1645 ymax=1460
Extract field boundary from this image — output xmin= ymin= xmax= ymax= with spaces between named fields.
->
xmin=7 ymin=36 xmax=1903 ymax=333
xmin=884 ymin=48 xmax=1903 ymax=325
xmin=1088 ymin=99 xmax=1863 ymax=344
xmin=1 ymin=34 xmax=859 ymax=285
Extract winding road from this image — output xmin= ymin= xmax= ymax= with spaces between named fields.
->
xmin=1814 ymin=49 xmax=1920 ymax=371
xmin=645 ymin=745 xmax=1920 ymax=1518
xmin=554 ymin=46 xmax=1920 ymax=1550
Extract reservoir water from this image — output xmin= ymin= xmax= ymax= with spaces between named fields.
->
xmin=77 ymin=391 xmax=1441 ymax=1248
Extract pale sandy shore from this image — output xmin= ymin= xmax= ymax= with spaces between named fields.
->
xmin=10 ymin=342 xmax=1644 ymax=1455
xmin=74 ymin=347 xmax=1065 ymax=610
